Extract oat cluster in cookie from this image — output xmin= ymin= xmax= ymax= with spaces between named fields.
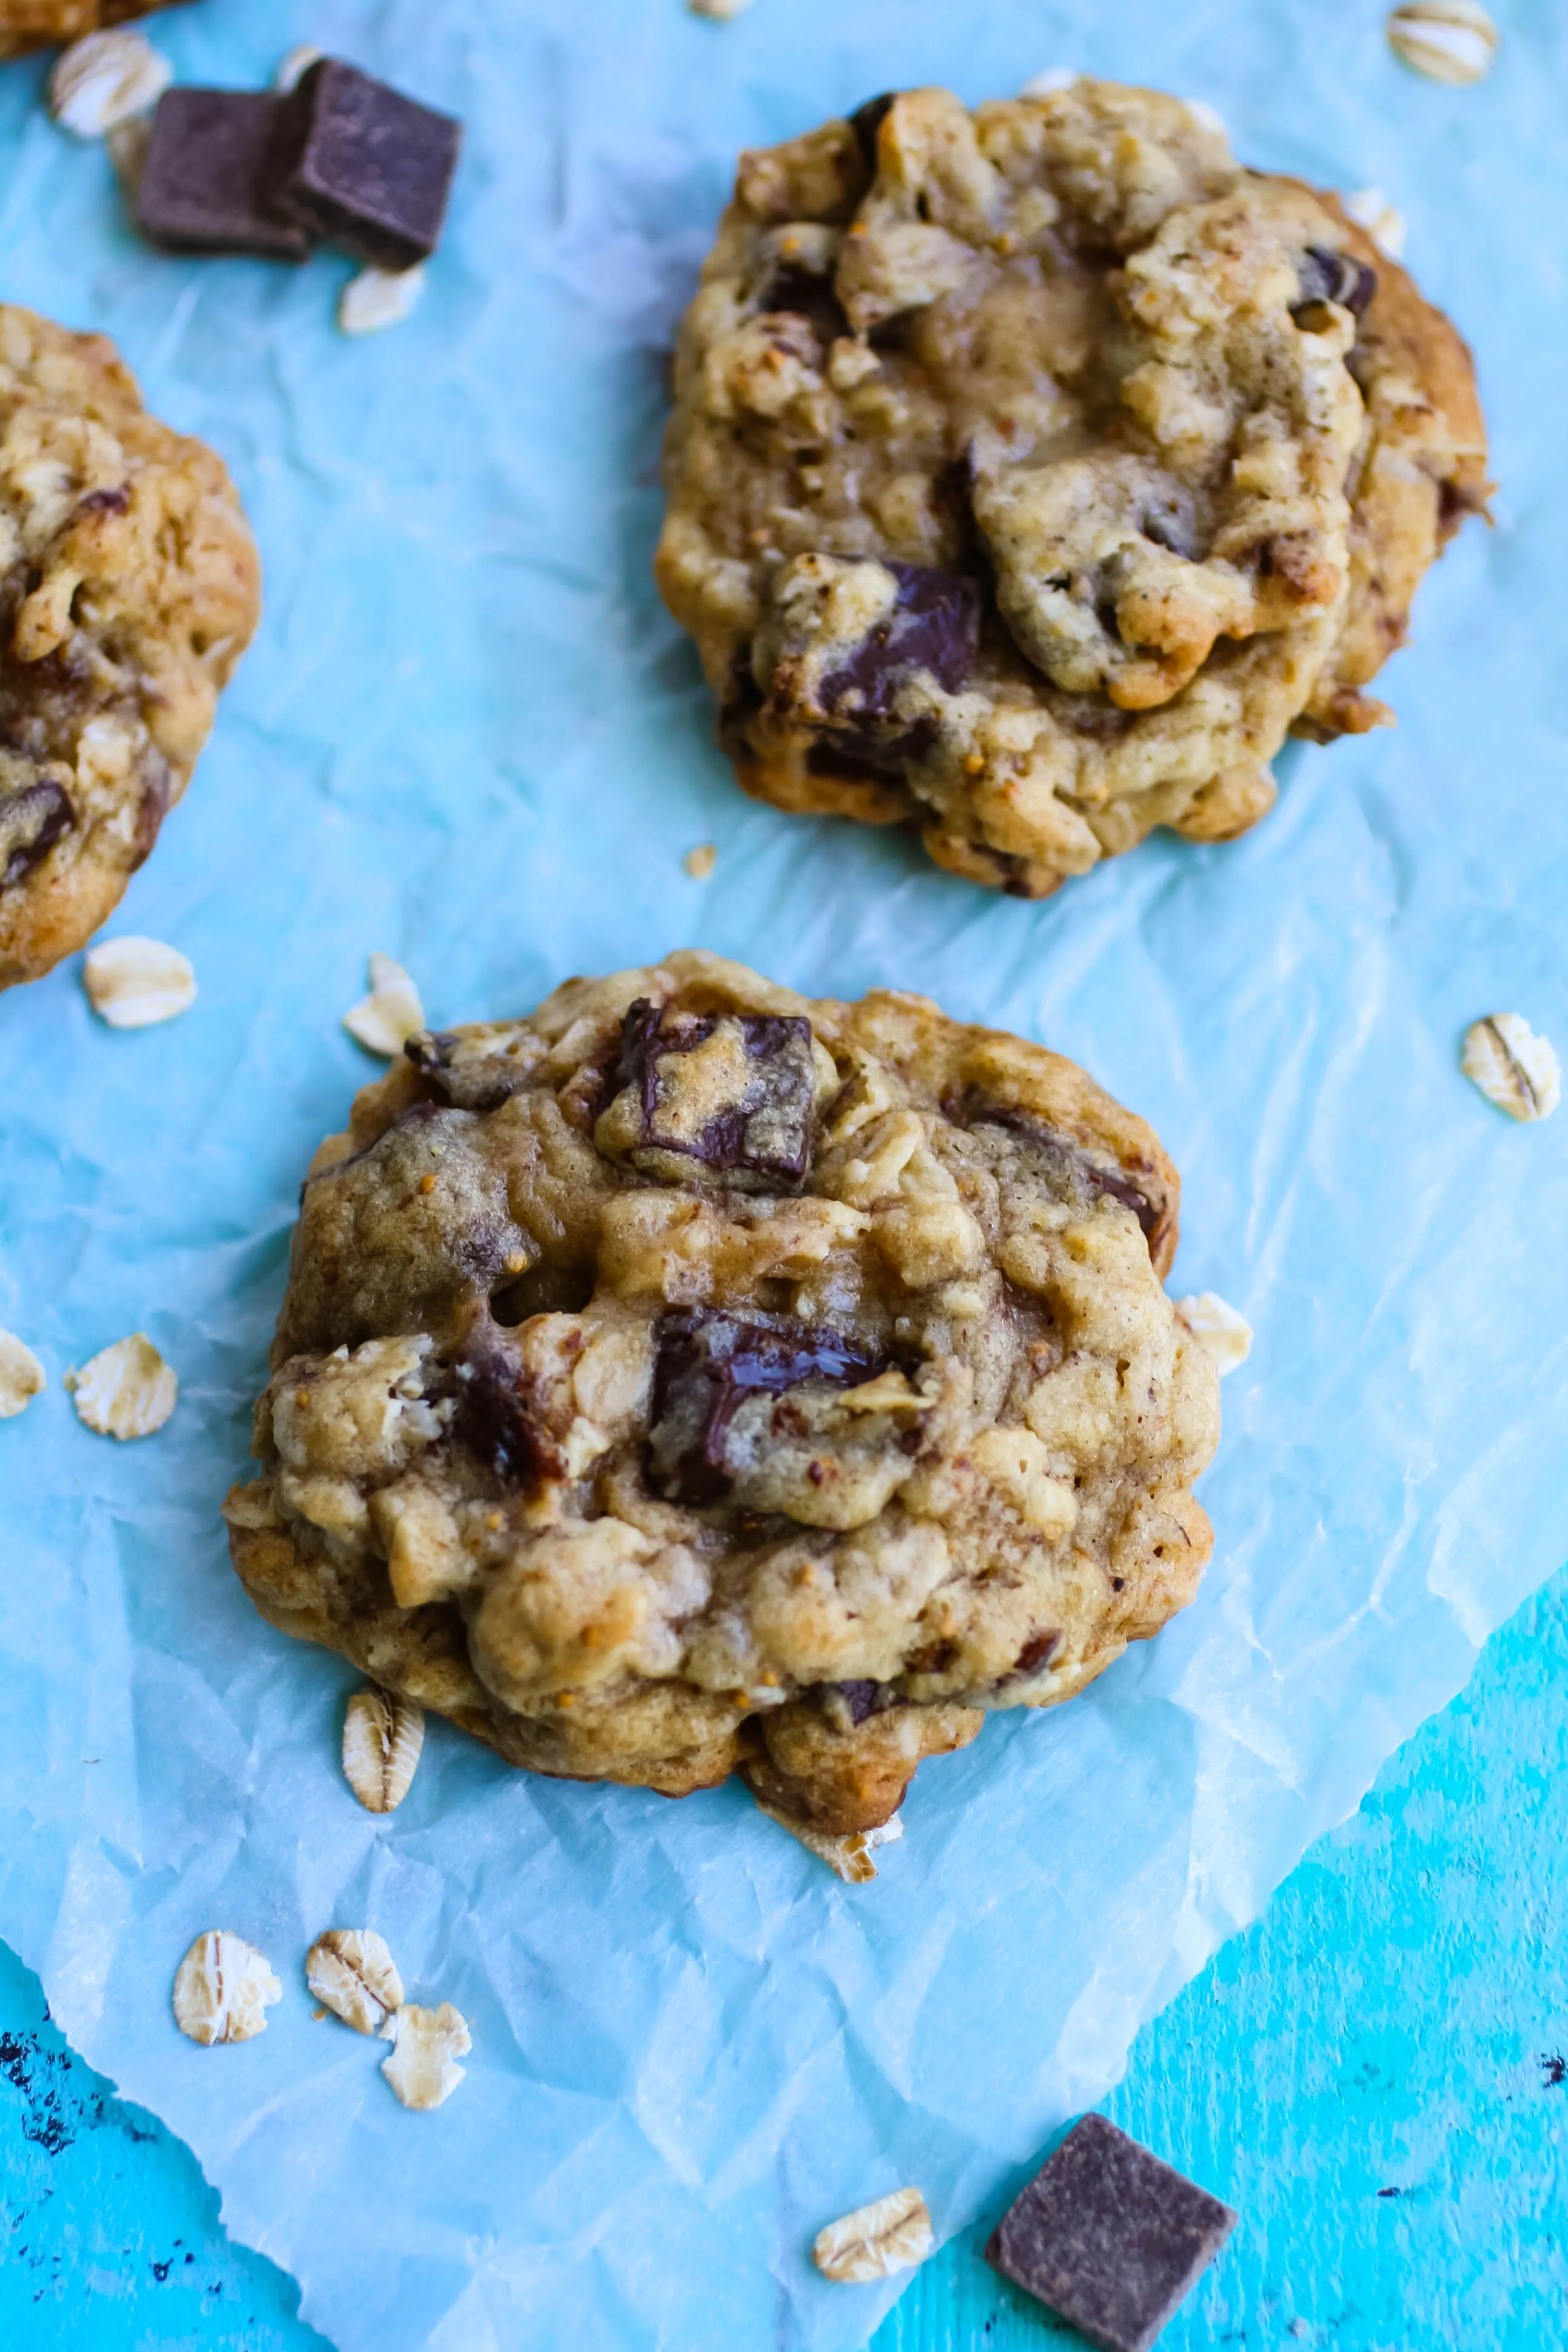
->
xmin=656 ymin=80 xmax=1488 ymax=897
xmin=225 ymin=951 xmax=1220 ymax=1834
xmin=0 ymin=304 xmax=258 ymax=986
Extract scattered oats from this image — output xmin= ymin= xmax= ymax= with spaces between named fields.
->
xmin=688 ymin=0 xmax=754 ymax=16
xmin=339 ymin=264 xmax=426 ymax=336
xmin=1462 ymin=1014 xmax=1561 ymax=1122
xmin=82 ymin=936 xmax=197 ymax=1029
xmin=1343 ymin=186 xmax=1408 ymax=261
xmin=343 ymin=953 xmax=425 ymax=1056
xmin=305 ymin=1928 xmax=405 ymax=2036
xmin=381 ymin=2001 xmax=471 ymax=2110
xmin=1386 ymin=1 xmax=1498 ymax=85
xmin=342 ymin=1686 xmax=425 ymax=1813
xmin=0 ymin=1331 xmax=45 ymax=1419
xmin=172 ymin=1931 xmax=281 ymax=2045
xmin=1019 ymin=67 xmax=1080 ymax=97
xmin=71 ymin=1334 xmax=177 ymax=1439
xmin=275 ymin=43 xmax=324 ymax=92
xmin=757 ymin=1798 xmax=903 ymax=1884
xmin=48 ymin=27 xmax=171 ymax=139
xmin=814 ymin=2187 xmax=933 ymax=2284
xmin=683 ymin=841 xmax=717 ymax=880
xmin=1175 ymin=1293 xmax=1254 ymax=1376
xmin=1182 ymin=97 xmax=1228 ymax=137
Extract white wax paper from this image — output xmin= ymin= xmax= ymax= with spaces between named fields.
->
xmin=1 ymin=2 xmax=1564 ymax=2345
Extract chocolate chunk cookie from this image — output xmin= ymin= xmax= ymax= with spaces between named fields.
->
xmin=656 ymin=81 xmax=1488 ymax=897
xmin=0 ymin=0 xmax=184 ymax=59
xmin=0 ymin=306 xmax=259 ymax=987
xmin=225 ymin=952 xmax=1220 ymax=1834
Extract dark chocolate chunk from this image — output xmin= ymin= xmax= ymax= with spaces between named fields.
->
xmin=648 ymin=1310 xmax=885 ymax=1505
xmin=961 ymin=1099 xmax=1164 ymax=1252
xmin=818 ymin=562 xmax=981 ymax=718
xmin=817 ymin=1677 xmax=904 ymax=1729
xmin=1292 ymin=245 xmax=1376 ymax=321
xmin=607 ymin=998 xmax=818 ymax=1183
xmin=1012 ymin=1628 xmax=1062 ymax=1676
xmin=759 ymin=263 xmax=850 ymax=345
xmin=849 ymin=93 xmax=897 ymax=168
xmin=76 ymin=485 xmax=131 ymax=519
xmin=450 ymin=1328 xmax=560 ymax=1491
xmin=985 ymin=2114 xmax=1236 ymax=2352
xmin=265 ymin=59 xmax=461 ymax=271
xmin=135 ymin=91 xmax=313 ymax=261
xmin=0 ymin=780 xmax=73 ymax=889
xmin=405 ymin=1026 xmax=538 ymax=1113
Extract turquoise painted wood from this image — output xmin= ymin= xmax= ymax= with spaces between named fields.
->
xmin=4 ymin=1560 xmax=1566 ymax=2350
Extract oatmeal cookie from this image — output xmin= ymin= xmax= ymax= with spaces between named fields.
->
xmin=0 ymin=0 xmax=181 ymax=59
xmin=225 ymin=952 xmax=1220 ymax=1834
xmin=0 ymin=305 xmax=258 ymax=988
xmin=655 ymin=82 xmax=1488 ymax=897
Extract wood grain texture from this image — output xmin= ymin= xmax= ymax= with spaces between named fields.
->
xmin=2 ymin=1559 xmax=1566 ymax=2348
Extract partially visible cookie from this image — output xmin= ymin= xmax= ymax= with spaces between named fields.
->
xmin=656 ymin=81 xmax=1488 ymax=897
xmin=0 ymin=305 xmax=259 ymax=987
xmin=0 ymin=0 xmax=182 ymax=59
xmin=226 ymin=951 xmax=1220 ymax=1835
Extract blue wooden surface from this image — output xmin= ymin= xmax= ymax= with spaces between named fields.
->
xmin=3 ymin=1562 xmax=1564 ymax=2349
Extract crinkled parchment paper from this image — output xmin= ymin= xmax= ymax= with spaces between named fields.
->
xmin=1 ymin=2 xmax=1565 ymax=2345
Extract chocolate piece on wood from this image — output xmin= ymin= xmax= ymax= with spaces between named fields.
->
xmin=134 ymin=90 xmax=313 ymax=261
xmin=985 ymin=2113 xmax=1236 ymax=2352
xmin=265 ymin=59 xmax=460 ymax=270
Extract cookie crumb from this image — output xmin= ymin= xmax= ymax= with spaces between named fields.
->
xmin=814 ymin=2186 xmax=933 ymax=2282
xmin=682 ymin=841 xmax=717 ymax=880
xmin=0 ymin=1331 xmax=45 ymax=1419
xmin=339 ymin=264 xmax=426 ymax=336
xmin=381 ymin=2001 xmax=470 ymax=2110
xmin=688 ymin=0 xmax=754 ymax=17
xmin=1462 ymin=1014 xmax=1561 ymax=1122
xmin=1174 ymin=1293 xmax=1253 ymax=1376
xmin=172 ymin=1931 xmax=281 ymax=2045
xmin=48 ymin=28 xmax=171 ymax=140
xmin=1344 ymin=186 xmax=1408 ymax=261
xmin=305 ymin=1928 xmax=404 ymax=2036
xmin=342 ymin=1686 xmax=425 ymax=1812
xmin=82 ymin=935 xmax=197 ymax=1028
xmin=275 ymin=44 xmax=324 ymax=93
xmin=756 ymin=1798 xmax=903 ymax=1884
xmin=1386 ymin=1 xmax=1498 ymax=84
xmin=71 ymin=1334 xmax=177 ymax=1439
xmin=1019 ymin=68 xmax=1079 ymax=96
xmin=344 ymin=953 xmax=425 ymax=1056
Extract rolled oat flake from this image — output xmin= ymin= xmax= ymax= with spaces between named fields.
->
xmin=70 ymin=1333 xmax=177 ymax=1439
xmin=1462 ymin=1014 xmax=1561 ymax=1123
xmin=342 ymin=1686 xmax=425 ymax=1812
xmin=306 ymin=1928 xmax=405 ymax=2034
xmin=814 ymin=2186 xmax=933 ymax=2283
xmin=172 ymin=1931 xmax=281 ymax=2045
xmin=1385 ymin=1 xmax=1498 ymax=85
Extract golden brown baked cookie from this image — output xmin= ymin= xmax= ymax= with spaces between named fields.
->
xmin=225 ymin=952 xmax=1220 ymax=1834
xmin=655 ymin=81 xmax=1488 ymax=897
xmin=0 ymin=0 xmax=181 ymax=60
xmin=0 ymin=305 xmax=259 ymax=988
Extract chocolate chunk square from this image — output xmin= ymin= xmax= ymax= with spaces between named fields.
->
xmin=985 ymin=2114 xmax=1236 ymax=2352
xmin=596 ymin=998 xmax=820 ymax=1189
xmin=265 ymin=59 xmax=461 ymax=270
xmin=135 ymin=91 xmax=313 ymax=263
